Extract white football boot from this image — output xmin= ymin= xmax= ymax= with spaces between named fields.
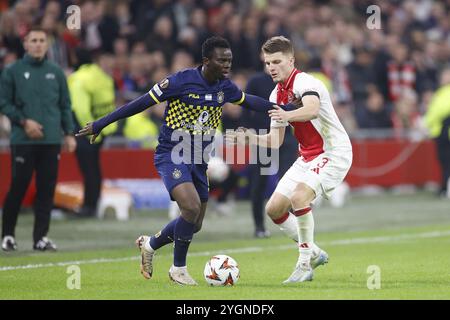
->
xmin=169 ymin=265 xmax=198 ymax=286
xmin=283 ymin=259 xmax=314 ymax=284
xmin=135 ymin=235 xmax=155 ymax=279
xmin=311 ymin=249 xmax=329 ymax=270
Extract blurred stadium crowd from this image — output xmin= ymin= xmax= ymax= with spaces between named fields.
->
xmin=1 ymin=0 xmax=450 ymax=140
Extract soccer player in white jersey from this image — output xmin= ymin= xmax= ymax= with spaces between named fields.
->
xmin=227 ymin=36 xmax=353 ymax=283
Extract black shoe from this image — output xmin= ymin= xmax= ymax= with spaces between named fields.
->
xmin=76 ymin=206 xmax=97 ymax=219
xmin=2 ymin=236 xmax=17 ymax=251
xmin=254 ymin=230 xmax=271 ymax=238
xmin=33 ymin=237 xmax=57 ymax=251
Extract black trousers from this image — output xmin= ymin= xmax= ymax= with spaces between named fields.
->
xmin=209 ymin=169 xmax=239 ymax=203
xmin=75 ymin=135 xmax=103 ymax=212
xmin=435 ymin=116 xmax=450 ymax=194
xmin=2 ymin=144 xmax=60 ymax=243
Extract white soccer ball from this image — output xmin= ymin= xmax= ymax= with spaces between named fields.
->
xmin=207 ymin=157 xmax=230 ymax=183
xmin=203 ymin=254 xmax=240 ymax=286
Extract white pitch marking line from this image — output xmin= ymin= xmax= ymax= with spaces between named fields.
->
xmin=1 ymin=230 xmax=450 ymax=272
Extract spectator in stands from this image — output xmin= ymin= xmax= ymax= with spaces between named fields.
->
xmin=0 ymin=9 xmax=24 ymax=61
xmin=0 ymin=27 xmax=76 ymax=251
xmin=80 ymin=0 xmax=119 ymax=53
xmin=386 ymin=42 xmax=417 ymax=102
xmin=347 ymin=47 xmax=375 ymax=108
xmin=40 ymin=13 xmax=70 ymax=69
xmin=68 ymin=49 xmax=118 ymax=218
xmin=357 ymin=85 xmax=393 ymax=129
xmin=145 ymin=15 xmax=177 ymax=65
xmin=392 ymin=89 xmax=422 ymax=134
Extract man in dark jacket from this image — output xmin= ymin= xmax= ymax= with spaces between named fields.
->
xmin=244 ymin=71 xmax=298 ymax=238
xmin=0 ymin=27 xmax=76 ymax=251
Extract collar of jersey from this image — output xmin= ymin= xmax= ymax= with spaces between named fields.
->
xmin=278 ymin=68 xmax=300 ymax=91
xmin=197 ymin=65 xmax=220 ymax=87
xmin=23 ymin=54 xmax=46 ymax=66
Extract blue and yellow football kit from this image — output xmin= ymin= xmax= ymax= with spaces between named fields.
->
xmin=148 ymin=66 xmax=245 ymax=202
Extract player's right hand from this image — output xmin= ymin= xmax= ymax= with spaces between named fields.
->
xmin=75 ymin=122 xmax=99 ymax=144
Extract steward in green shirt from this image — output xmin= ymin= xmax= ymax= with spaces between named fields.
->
xmin=0 ymin=27 xmax=76 ymax=252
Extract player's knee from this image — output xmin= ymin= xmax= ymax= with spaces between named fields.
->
xmin=179 ymin=201 xmax=201 ymax=223
xmin=265 ymin=200 xmax=283 ymax=219
xmin=291 ymin=185 xmax=314 ymax=209
xmin=291 ymin=194 xmax=310 ymax=209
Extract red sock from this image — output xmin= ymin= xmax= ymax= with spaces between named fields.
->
xmin=272 ymin=212 xmax=290 ymax=224
xmin=293 ymin=207 xmax=311 ymax=217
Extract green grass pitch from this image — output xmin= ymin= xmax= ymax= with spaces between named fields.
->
xmin=1 ymin=192 xmax=450 ymax=299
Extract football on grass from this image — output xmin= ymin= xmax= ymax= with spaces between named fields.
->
xmin=204 ymin=254 xmax=240 ymax=286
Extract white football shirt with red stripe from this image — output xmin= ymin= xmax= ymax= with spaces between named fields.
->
xmin=270 ymin=69 xmax=352 ymax=162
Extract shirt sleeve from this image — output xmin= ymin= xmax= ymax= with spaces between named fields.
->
xmin=225 ymin=81 xmax=246 ymax=105
xmin=293 ymin=73 xmax=321 ymax=99
xmin=148 ymin=73 xmax=183 ymax=104
xmin=57 ymin=69 xmax=75 ymax=135
xmin=0 ymin=66 xmax=26 ymax=126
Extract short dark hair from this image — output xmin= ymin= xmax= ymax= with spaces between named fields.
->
xmin=25 ymin=26 xmax=48 ymax=37
xmin=262 ymin=36 xmax=294 ymax=55
xmin=202 ymin=36 xmax=230 ymax=59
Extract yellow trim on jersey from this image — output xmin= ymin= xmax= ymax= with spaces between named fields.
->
xmin=149 ymin=91 xmax=161 ymax=104
xmin=233 ymin=92 xmax=246 ymax=105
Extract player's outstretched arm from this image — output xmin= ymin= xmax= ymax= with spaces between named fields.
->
xmin=269 ymin=95 xmax=319 ymax=123
xmin=75 ymin=93 xmax=155 ymax=144
xmin=239 ymin=93 xmax=298 ymax=112
xmin=224 ymin=126 xmax=285 ymax=149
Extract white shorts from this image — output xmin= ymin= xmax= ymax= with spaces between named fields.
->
xmin=274 ymin=150 xmax=352 ymax=200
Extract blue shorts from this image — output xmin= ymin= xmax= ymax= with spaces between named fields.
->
xmin=154 ymin=151 xmax=209 ymax=203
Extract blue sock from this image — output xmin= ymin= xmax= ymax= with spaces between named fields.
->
xmin=149 ymin=218 xmax=177 ymax=250
xmin=173 ymin=216 xmax=195 ymax=267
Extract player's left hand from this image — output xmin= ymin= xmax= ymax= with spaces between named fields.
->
xmin=269 ymin=105 xmax=290 ymax=122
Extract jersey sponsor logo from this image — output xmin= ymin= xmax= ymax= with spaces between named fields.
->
xmin=153 ymin=83 xmax=163 ymax=96
xmin=198 ymin=111 xmax=209 ymax=124
xmin=172 ymin=168 xmax=182 ymax=179
xmin=188 ymin=93 xmax=200 ymax=99
xmin=159 ymin=78 xmax=169 ymax=89
xmin=180 ymin=120 xmax=212 ymax=132
xmin=45 ymin=73 xmax=55 ymax=79
xmin=217 ymin=91 xmax=224 ymax=103
xmin=24 ymin=72 xmax=30 ymax=79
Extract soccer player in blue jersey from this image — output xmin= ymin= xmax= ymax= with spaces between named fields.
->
xmin=76 ymin=37 xmax=295 ymax=285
